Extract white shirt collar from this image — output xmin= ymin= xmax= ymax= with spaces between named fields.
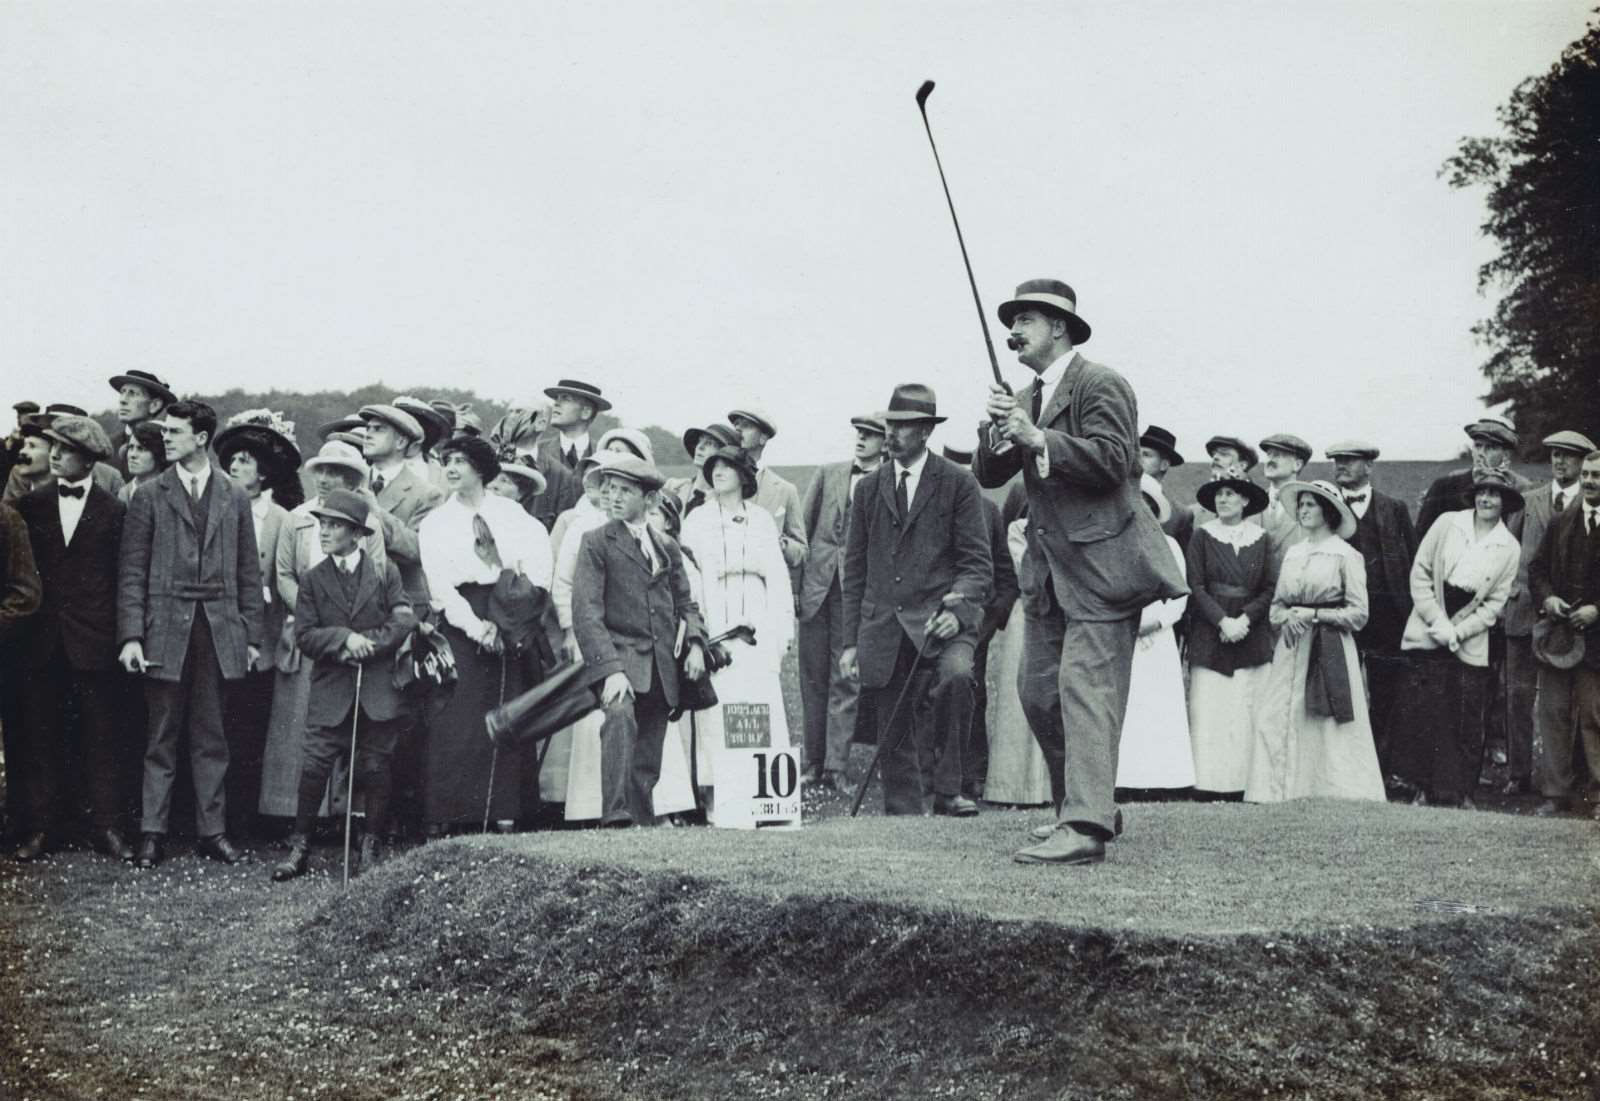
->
xmin=1552 ymin=480 xmax=1576 ymax=504
xmin=561 ymin=432 xmax=590 ymax=457
xmin=1026 ymin=349 xmax=1075 ymax=395
xmin=893 ymin=449 xmax=929 ymax=479
xmin=181 ymin=462 xmax=211 ymax=495
xmin=332 ymin=547 xmax=362 ymax=573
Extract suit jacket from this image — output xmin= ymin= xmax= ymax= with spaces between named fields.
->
xmin=534 ymin=435 xmax=593 ymax=520
xmin=797 ymin=459 xmax=854 ymax=620
xmin=572 ymin=520 xmax=706 ymax=708
xmin=1505 ymin=481 xmax=1574 ymax=637
xmin=973 ymin=353 xmax=1187 ymax=622
xmin=0 ymin=502 xmax=41 ymax=647
xmin=17 ymin=484 xmax=125 ymax=670
xmin=840 ymin=453 xmax=992 ymax=690
xmin=295 ymin=552 xmax=413 ymax=726
xmin=753 ymin=466 xmax=808 ymax=570
xmin=116 ymin=463 xmax=264 ymax=683
xmin=1529 ymin=502 xmax=1600 ymax=629
xmin=1259 ymin=496 xmax=1304 ymax=578
xmin=1349 ymin=490 xmax=1417 ymax=617
xmin=4 ymin=463 xmax=125 ymax=506
xmin=252 ymin=498 xmax=290 ymax=661
xmin=372 ymin=463 xmax=445 ymax=603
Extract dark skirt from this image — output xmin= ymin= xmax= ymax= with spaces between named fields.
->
xmin=424 ymin=584 xmax=529 ymax=826
xmin=1390 ymin=585 xmax=1489 ymax=802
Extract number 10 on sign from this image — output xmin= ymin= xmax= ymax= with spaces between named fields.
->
xmin=713 ymin=746 xmax=802 ymax=829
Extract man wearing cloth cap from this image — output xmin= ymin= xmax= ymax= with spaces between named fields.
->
xmin=841 ymin=385 xmax=991 ymax=817
xmin=572 ymin=455 xmax=708 ymax=826
xmin=1138 ymin=426 xmax=1192 ymax=549
xmin=729 ymin=407 xmax=809 ymax=577
xmin=536 ymin=380 xmax=610 ymax=517
xmin=117 ymin=400 xmax=264 ymax=868
xmin=796 ymin=414 xmax=886 ymax=789
xmin=1324 ymin=440 xmax=1417 ymax=782
xmin=976 ymin=279 xmax=1186 ymax=864
xmin=4 ymin=408 xmax=126 ymax=505
xmin=1417 ymin=414 xmax=1535 ymax=537
xmin=1501 ymin=430 xmax=1597 ymax=795
xmin=11 ymin=416 xmax=134 ymax=862
xmin=1526 ymin=446 xmax=1600 ymax=817
xmin=1187 ymin=435 xmax=1259 ymax=529
xmin=1258 ymin=433 xmax=1314 ymax=575
xmin=107 ymin=371 xmax=176 ymax=479
xmin=360 ymin=404 xmax=446 ymax=608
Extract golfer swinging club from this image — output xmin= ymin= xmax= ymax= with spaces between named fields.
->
xmin=974 ymin=279 xmax=1187 ymax=866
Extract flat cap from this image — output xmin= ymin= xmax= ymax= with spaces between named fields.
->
xmin=359 ymin=404 xmax=424 ymax=443
xmin=1543 ymin=430 xmax=1597 ymax=455
xmin=1324 ymin=440 xmax=1381 ymax=460
xmin=1258 ymin=433 xmax=1313 ymax=463
xmin=40 ymin=414 xmax=113 ymax=460
xmin=1463 ymin=413 xmax=1517 ymax=448
xmin=12 ymin=400 xmax=39 ymax=414
xmin=1204 ymin=435 xmax=1259 ymax=471
xmin=596 ymin=454 xmax=665 ymax=492
xmin=728 ymin=407 xmax=778 ymax=438
xmin=851 ymin=413 xmax=887 ymax=437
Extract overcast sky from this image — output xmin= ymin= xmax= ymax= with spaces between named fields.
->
xmin=2 ymin=1 xmax=1590 ymax=463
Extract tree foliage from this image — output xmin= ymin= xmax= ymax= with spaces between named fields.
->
xmin=1441 ymin=15 xmax=1600 ymax=457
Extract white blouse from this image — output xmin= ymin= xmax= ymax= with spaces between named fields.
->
xmin=419 ymin=492 xmax=553 ymax=635
xmin=552 ymin=503 xmax=610 ymax=631
xmin=1200 ymin=517 xmax=1266 ymax=550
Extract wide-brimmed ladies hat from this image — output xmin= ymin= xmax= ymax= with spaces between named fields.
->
xmin=1139 ymin=473 xmax=1172 ymax=525
xmin=1139 ymin=425 xmax=1184 ymax=467
xmin=881 ymin=383 xmax=946 ymax=424
xmin=496 ymin=453 xmax=548 ymax=497
xmin=681 ymin=422 xmax=740 ymax=459
xmin=996 ymin=278 xmax=1092 ymax=345
xmin=304 ymin=439 xmax=370 ymax=481
xmin=1532 ymin=615 xmax=1585 ymax=670
xmin=599 ymin=427 xmax=654 ymax=464
xmin=544 ymin=379 xmax=612 ymax=413
xmin=1471 ymin=468 xmax=1525 ymax=515
xmin=309 ymin=488 xmax=374 ymax=535
xmin=1205 ymin=435 xmax=1259 ymax=472
xmin=701 ymin=446 xmax=758 ymax=499
xmin=1278 ymin=479 xmax=1356 ymax=539
xmin=108 ymin=369 xmax=177 ymax=406
xmin=1196 ymin=474 xmax=1269 ymax=518
xmin=215 ymin=409 xmax=302 ymax=478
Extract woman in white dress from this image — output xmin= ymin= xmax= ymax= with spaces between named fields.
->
xmin=982 ymin=508 xmax=1052 ymax=806
xmin=1115 ymin=476 xmax=1195 ymax=791
xmin=678 ymin=446 xmax=793 ymax=823
xmin=1246 ymin=479 xmax=1385 ymax=803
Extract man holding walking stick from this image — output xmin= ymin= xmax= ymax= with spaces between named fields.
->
xmin=272 ymin=490 xmax=414 ymax=881
xmin=974 ymin=280 xmax=1187 ymax=865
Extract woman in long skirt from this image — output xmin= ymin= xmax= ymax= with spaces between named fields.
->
xmin=984 ymin=491 xmax=1051 ymax=806
xmin=419 ymin=436 xmax=551 ymax=832
xmin=1246 ymin=480 xmax=1385 ymax=803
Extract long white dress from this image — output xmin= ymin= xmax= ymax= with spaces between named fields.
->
xmin=1245 ymin=536 xmax=1386 ymax=803
xmin=984 ymin=518 xmax=1051 ymax=805
xmin=679 ymin=497 xmax=794 ymax=817
xmin=1115 ymin=534 xmax=1196 ymax=789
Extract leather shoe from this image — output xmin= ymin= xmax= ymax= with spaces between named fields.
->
xmin=135 ymin=833 xmax=164 ymax=869
xmin=272 ymin=835 xmax=310 ymax=882
xmin=932 ymin=793 xmax=980 ymax=818
xmin=1014 ymin=826 xmax=1106 ymax=866
xmin=197 ymin=834 xmax=245 ymax=865
xmin=92 ymin=827 xmax=136 ymax=862
xmin=1030 ymin=808 xmax=1123 ymax=842
xmin=13 ymin=832 xmax=48 ymax=862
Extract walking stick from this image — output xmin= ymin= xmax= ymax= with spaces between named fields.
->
xmin=849 ymin=640 xmax=931 ymax=818
xmin=482 ymin=652 xmax=508 ymax=834
xmin=342 ymin=663 xmax=363 ymax=888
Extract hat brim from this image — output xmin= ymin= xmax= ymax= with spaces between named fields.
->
xmin=544 ymin=386 xmax=612 ymax=413
xmin=1471 ymin=481 xmax=1525 ymax=515
xmin=39 ymin=429 xmax=110 ymax=461
xmin=1532 ymin=618 xmax=1585 ymax=669
xmin=850 ymin=418 xmax=887 ymax=437
xmin=359 ymin=406 xmax=424 ymax=444
xmin=305 ymin=455 xmax=369 ymax=479
xmin=702 ymin=449 xmax=758 ymax=499
xmin=1197 ymin=477 xmax=1270 ymax=518
xmin=215 ymin=424 xmax=302 ymax=477
xmin=1205 ymin=438 xmax=1260 ymax=472
xmin=880 ymin=410 xmax=947 ymax=425
xmin=1278 ymin=480 xmax=1357 ymax=539
xmin=1466 ymin=428 xmax=1517 ymax=449
xmin=1140 ymin=438 xmax=1184 ymax=467
xmin=308 ymin=507 xmax=374 ymax=536
xmin=108 ymin=374 xmax=177 ymax=406
xmin=997 ymin=297 xmax=1092 ymax=345
xmin=498 ymin=463 xmax=548 ymax=496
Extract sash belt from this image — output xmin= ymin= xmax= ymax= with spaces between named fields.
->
xmin=1300 ymin=600 xmax=1354 ymax=724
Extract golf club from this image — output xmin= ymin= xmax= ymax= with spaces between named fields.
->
xmin=342 ymin=663 xmax=363 ymax=887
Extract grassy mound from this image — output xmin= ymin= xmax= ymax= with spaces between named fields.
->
xmin=292 ymin=803 xmax=1600 ymax=1100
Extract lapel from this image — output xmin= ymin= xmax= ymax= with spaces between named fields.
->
xmin=158 ymin=467 xmax=198 ymax=536
xmin=200 ymin=464 xmax=227 ymax=555
xmin=320 ymin=558 xmax=354 ymax=619
xmin=608 ymin=521 xmax=654 ymax=579
xmin=377 ymin=465 xmax=413 ymax=512
xmin=1036 ymin=353 xmax=1082 ymax=428
xmin=33 ymin=489 xmax=66 ymax=559
xmin=349 ymin=553 xmax=380 ymax=619
xmin=876 ymin=461 xmax=898 ymax=519
xmin=905 ymin=454 xmax=942 ymax=530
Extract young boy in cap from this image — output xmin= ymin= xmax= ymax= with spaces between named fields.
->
xmin=272 ymin=489 xmax=414 ymax=880
xmin=572 ymin=455 xmax=708 ymax=826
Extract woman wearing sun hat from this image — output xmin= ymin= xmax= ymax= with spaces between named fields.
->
xmin=1246 ymin=479 xmax=1385 ymax=803
xmin=1185 ymin=467 xmax=1276 ymax=798
xmin=1389 ymin=468 xmax=1522 ymax=807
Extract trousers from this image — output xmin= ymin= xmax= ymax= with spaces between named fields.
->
xmin=798 ymin=578 xmax=858 ymax=775
xmin=872 ymin=630 xmax=975 ymax=815
xmin=1534 ymin=663 xmax=1600 ymax=800
xmin=295 ymin=705 xmax=405 ymax=837
xmin=1503 ymin=634 xmax=1538 ymax=786
xmin=599 ymin=668 xmax=671 ymax=825
xmin=18 ymin=651 xmax=128 ymax=833
xmin=141 ymin=612 xmax=231 ymax=837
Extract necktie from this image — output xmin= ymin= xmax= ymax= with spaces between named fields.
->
xmin=189 ymin=476 xmax=201 ymax=501
xmin=1589 ymin=508 xmax=1599 ymax=536
xmin=372 ymin=472 xmax=386 ymax=497
xmin=57 ymin=483 xmax=84 ymax=499
xmin=635 ymin=529 xmax=655 ymax=572
xmin=1030 ymin=381 xmax=1043 ymax=424
xmin=896 ymin=469 xmax=910 ymax=520
xmin=472 ymin=513 xmax=502 ymax=570
xmin=564 ymin=445 xmax=579 ymax=470
xmin=1344 ymin=492 xmax=1368 ymax=505
xmin=850 ymin=464 xmax=868 ymax=476
xmin=1555 ymin=489 xmax=1567 ymax=512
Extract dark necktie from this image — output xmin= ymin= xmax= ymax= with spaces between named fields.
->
xmin=1555 ymin=488 xmax=1568 ymax=512
xmin=472 ymin=513 xmax=502 ymax=570
xmin=372 ymin=472 xmax=386 ymax=497
xmin=685 ymin=488 xmax=706 ymax=516
xmin=895 ymin=469 xmax=910 ymax=520
xmin=1030 ymin=381 xmax=1043 ymax=424
xmin=1345 ymin=492 xmax=1368 ymax=505
xmin=57 ymin=483 xmax=84 ymax=499
xmin=1588 ymin=508 xmax=1599 ymax=537
xmin=564 ymin=445 xmax=579 ymax=470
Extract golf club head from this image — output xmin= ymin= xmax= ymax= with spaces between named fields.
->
xmin=916 ymin=80 xmax=935 ymax=111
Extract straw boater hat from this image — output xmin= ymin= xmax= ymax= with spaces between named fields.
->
xmin=1139 ymin=425 xmax=1184 ymax=467
xmin=214 ymin=409 xmax=302 ymax=478
xmin=1278 ymin=479 xmax=1356 ymax=539
xmin=1463 ymin=413 xmax=1517 ymax=449
xmin=1204 ymin=435 xmax=1259 ymax=472
xmin=880 ymin=383 xmax=946 ymax=424
xmin=1471 ymin=468 xmax=1525 ymax=515
xmin=1139 ymin=473 xmax=1172 ymax=525
xmin=107 ymin=369 xmax=177 ymax=406
xmin=702 ymin=446 xmax=758 ymax=499
xmin=309 ymin=488 xmax=374 ymax=536
xmin=495 ymin=450 xmax=548 ymax=497
xmin=728 ymin=407 xmax=778 ymax=439
xmin=598 ymin=427 xmax=655 ymax=464
xmin=1259 ymin=432 xmax=1313 ymax=464
xmin=597 ymin=454 xmax=665 ymax=492
xmin=1196 ymin=473 xmax=1269 ymax=518
xmin=851 ymin=413 xmax=887 ymax=437
xmin=304 ymin=439 xmax=370 ymax=481
xmin=40 ymin=415 xmax=113 ymax=461
xmin=1532 ymin=614 xmax=1585 ymax=670
xmin=1544 ymin=430 xmax=1597 ymax=455
xmin=681 ymin=422 xmax=739 ymax=459
xmin=996 ymin=278 xmax=1092 ymax=345
xmin=544 ymin=379 xmax=612 ymax=413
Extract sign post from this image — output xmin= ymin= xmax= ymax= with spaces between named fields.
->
xmin=711 ymin=702 xmax=801 ymax=830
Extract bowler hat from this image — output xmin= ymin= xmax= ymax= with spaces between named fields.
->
xmin=881 ymin=383 xmax=946 ymax=424
xmin=728 ymin=407 xmax=778 ymax=439
xmin=309 ymin=488 xmax=374 ymax=535
xmin=304 ymin=439 xmax=370 ymax=481
xmin=682 ymin=422 xmax=739 ymax=459
xmin=1471 ymin=468 xmax=1525 ymax=515
xmin=1278 ymin=479 xmax=1357 ymax=539
xmin=108 ymin=370 xmax=176 ymax=406
xmin=1139 ymin=425 xmax=1184 ymax=467
xmin=544 ymin=379 xmax=612 ymax=413
xmin=997 ymin=278 xmax=1092 ymax=345
xmin=215 ymin=409 xmax=302 ymax=479
xmin=1543 ymin=430 xmax=1597 ymax=455
xmin=598 ymin=454 xmax=666 ymax=493
xmin=1532 ymin=615 xmax=1585 ymax=670
xmin=40 ymin=415 xmax=113 ymax=461
xmin=1196 ymin=475 xmax=1269 ymax=518
xmin=1204 ymin=435 xmax=1258 ymax=472
xmin=1324 ymin=440 xmax=1381 ymax=461
xmin=701 ymin=446 xmax=758 ymax=499
xmin=1139 ymin=473 xmax=1172 ymax=525
xmin=851 ymin=413 xmax=887 ymax=437
xmin=1464 ymin=414 xmax=1517 ymax=449
xmin=359 ymin=404 xmax=424 ymax=444
xmin=1259 ymin=432 xmax=1313 ymax=464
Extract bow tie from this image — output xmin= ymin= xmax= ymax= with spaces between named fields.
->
xmin=1343 ymin=492 xmax=1368 ymax=504
xmin=57 ymin=483 xmax=85 ymax=499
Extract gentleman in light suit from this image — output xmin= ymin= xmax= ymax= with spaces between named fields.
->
xmin=841 ymin=385 xmax=991 ymax=818
xmin=118 ymin=401 xmax=264 ymax=868
xmin=1503 ymin=430 xmax=1595 ymax=795
xmin=975 ymin=279 xmax=1187 ymax=865
xmin=728 ymin=407 xmax=808 ymax=576
xmin=796 ymin=413 xmax=885 ymax=789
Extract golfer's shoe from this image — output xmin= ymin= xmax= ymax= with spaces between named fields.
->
xmin=271 ymin=835 xmax=311 ymax=882
xmin=1013 ymin=826 xmax=1106 ymax=866
xmin=1029 ymin=808 xmax=1123 ymax=842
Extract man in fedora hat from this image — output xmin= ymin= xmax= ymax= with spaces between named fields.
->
xmin=11 ymin=416 xmax=135 ymax=862
xmin=1258 ymin=433 xmax=1314 ymax=574
xmin=1138 ymin=425 xmax=1192 ymax=548
xmin=729 ymin=407 xmax=808 ymax=576
xmin=977 ymin=278 xmax=1187 ymax=864
xmin=1417 ymin=414 xmax=1534 ymax=537
xmin=117 ymin=400 xmax=264 ymax=868
xmin=1528 ymin=449 xmax=1600 ymax=817
xmin=1502 ymin=430 xmax=1598 ymax=795
xmin=108 ymin=370 xmax=176 ymax=478
xmin=572 ymin=455 xmax=708 ymax=826
xmin=1325 ymin=440 xmax=1417 ymax=786
xmin=272 ymin=489 xmax=414 ymax=880
xmin=841 ymin=384 xmax=991 ymax=817
xmin=796 ymin=413 xmax=886 ymax=789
